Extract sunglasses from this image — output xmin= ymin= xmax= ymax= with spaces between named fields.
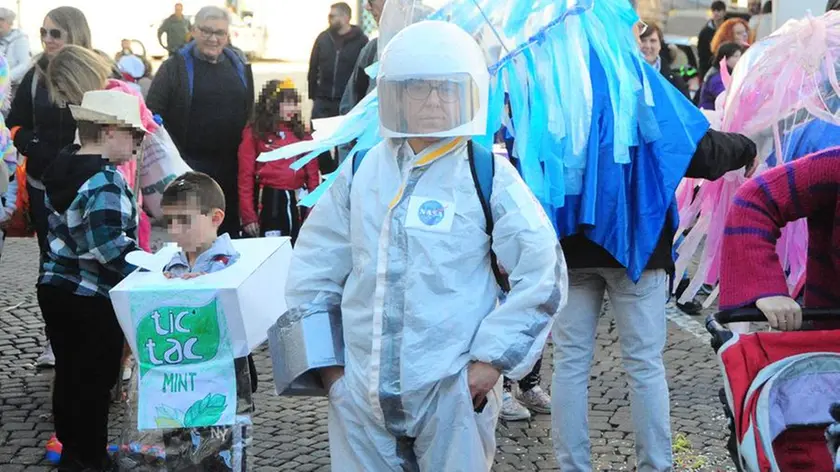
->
xmin=40 ymin=27 xmax=63 ymax=40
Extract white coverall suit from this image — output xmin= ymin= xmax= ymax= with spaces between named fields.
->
xmin=285 ymin=136 xmax=568 ymax=471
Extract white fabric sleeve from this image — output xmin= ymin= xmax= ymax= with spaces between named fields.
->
xmin=469 ymin=155 xmax=568 ymax=379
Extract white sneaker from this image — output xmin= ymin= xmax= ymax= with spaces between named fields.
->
xmin=518 ymin=385 xmax=552 ymax=414
xmin=37 ymin=344 xmax=55 ymax=367
xmin=500 ymin=391 xmax=531 ymax=421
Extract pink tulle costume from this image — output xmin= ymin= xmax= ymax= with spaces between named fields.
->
xmin=675 ymin=11 xmax=840 ymax=305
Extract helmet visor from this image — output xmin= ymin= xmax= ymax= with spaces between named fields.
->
xmin=378 ymin=73 xmax=482 ymax=136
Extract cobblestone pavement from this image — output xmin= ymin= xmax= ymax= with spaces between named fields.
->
xmin=0 ymin=237 xmax=737 ymax=471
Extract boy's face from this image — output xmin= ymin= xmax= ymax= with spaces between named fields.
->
xmin=163 ymin=201 xmax=224 ymax=253
xmin=101 ymin=126 xmax=144 ymax=164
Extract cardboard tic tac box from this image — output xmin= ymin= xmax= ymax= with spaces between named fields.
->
xmin=109 ymin=237 xmax=292 ymax=430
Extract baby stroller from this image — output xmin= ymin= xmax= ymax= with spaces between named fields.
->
xmin=706 ymin=308 xmax=840 ymax=471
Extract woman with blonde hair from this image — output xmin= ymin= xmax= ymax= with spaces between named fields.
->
xmin=7 ymin=5 xmax=93 ymax=370
xmin=46 ymin=45 xmax=152 ymax=251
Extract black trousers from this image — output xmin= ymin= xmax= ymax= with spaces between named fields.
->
xmin=38 ymin=285 xmax=125 ymax=469
xmin=503 ymin=357 xmax=543 ymax=392
xmin=183 ymin=158 xmax=240 ymax=238
xmin=29 ymin=183 xmax=51 ymax=340
xmin=259 ymin=187 xmax=301 ymax=244
xmin=311 ymin=99 xmax=341 ymax=175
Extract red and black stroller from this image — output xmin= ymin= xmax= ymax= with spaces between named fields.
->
xmin=706 ymin=309 xmax=840 ymax=471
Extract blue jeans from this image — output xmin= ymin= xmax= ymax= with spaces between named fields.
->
xmin=551 ymin=268 xmax=672 ymax=472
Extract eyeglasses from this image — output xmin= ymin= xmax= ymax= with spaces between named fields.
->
xmin=40 ymin=27 xmax=63 ymax=40
xmin=196 ymin=26 xmax=228 ymax=40
xmin=404 ymin=79 xmax=462 ymax=103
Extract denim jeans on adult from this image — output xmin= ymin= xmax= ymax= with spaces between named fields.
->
xmin=551 ymin=268 xmax=672 ymax=472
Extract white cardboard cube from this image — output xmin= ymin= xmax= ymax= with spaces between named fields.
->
xmin=110 ymin=237 xmax=293 ymax=359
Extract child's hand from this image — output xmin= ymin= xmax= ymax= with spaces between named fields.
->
xmin=163 ymin=271 xmax=176 ymax=279
xmin=180 ymin=272 xmax=207 ymax=280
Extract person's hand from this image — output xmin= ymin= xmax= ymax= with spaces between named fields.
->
xmin=243 ymin=222 xmax=260 ymax=237
xmin=180 ymin=272 xmax=206 ymax=280
xmin=756 ymin=296 xmax=802 ymax=331
xmin=467 ymin=361 xmax=501 ymax=408
xmin=163 ymin=271 xmax=176 ymax=279
xmin=320 ymin=366 xmax=345 ymax=393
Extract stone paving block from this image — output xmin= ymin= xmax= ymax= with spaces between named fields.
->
xmin=0 ymin=238 xmax=737 ymax=471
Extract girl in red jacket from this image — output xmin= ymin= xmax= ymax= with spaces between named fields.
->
xmin=238 ymin=79 xmax=320 ymax=243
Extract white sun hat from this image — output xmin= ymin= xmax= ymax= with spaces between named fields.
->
xmin=68 ymin=90 xmax=149 ymax=133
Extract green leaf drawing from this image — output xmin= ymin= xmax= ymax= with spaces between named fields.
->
xmin=154 ymin=405 xmax=184 ymax=428
xmin=183 ymin=393 xmax=227 ymax=427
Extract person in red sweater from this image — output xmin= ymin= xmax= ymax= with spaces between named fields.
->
xmin=720 ymin=146 xmax=840 ymax=330
xmin=238 ymin=79 xmax=320 ymax=243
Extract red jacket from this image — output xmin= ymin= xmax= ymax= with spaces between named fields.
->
xmin=238 ymin=124 xmax=320 ymax=226
xmin=720 ymin=147 xmax=840 ymax=310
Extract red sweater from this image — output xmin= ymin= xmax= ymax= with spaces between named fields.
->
xmin=720 ymin=147 xmax=840 ymax=310
xmin=237 ymin=124 xmax=320 ymax=226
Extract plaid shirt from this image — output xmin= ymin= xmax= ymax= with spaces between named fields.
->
xmin=39 ymin=167 xmax=139 ymax=298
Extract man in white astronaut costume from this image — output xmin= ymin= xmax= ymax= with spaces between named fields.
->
xmin=284 ymin=20 xmax=568 ymax=471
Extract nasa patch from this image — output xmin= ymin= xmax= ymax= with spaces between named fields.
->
xmin=405 ymin=196 xmax=455 ymax=233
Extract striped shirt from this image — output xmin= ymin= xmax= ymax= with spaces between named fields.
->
xmin=720 ymin=147 xmax=840 ymax=310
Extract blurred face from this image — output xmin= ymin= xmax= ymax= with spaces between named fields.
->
xmin=733 ymin=23 xmax=749 ymax=44
xmin=41 ymin=16 xmax=67 ymax=57
xmin=163 ymin=203 xmax=223 ymax=253
xmin=403 ymin=79 xmax=460 ymax=135
xmin=726 ymin=50 xmax=743 ymax=70
xmin=193 ymin=18 xmax=229 ymax=59
xmin=328 ymin=7 xmax=348 ymax=30
xmin=102 ymin=126 xmax=145 ymax=163
xmin=640 ymin=31 xmax=661 ymax=65
xmin=121 ymin=39 xmax=132 ymax=52
xmin=712 ymin=8 xmax=726 ymax=22
xmin=365 ymin=0 xmax=385 ymax=24
xmin=175 ymin=4 xmax=184 ymax=16
xmin=279 ymin=99 xmax=300 ymax=121
xmin=0 ymin=17 xmax=12 ymax=36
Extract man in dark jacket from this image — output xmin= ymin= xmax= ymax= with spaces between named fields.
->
xmin=307 ymin=2 xmax=367 ymax=173
xmin=158 ymin=3 xmax=191 ymax=56
xmin=697 ymin=1 xmax=727 ymax=77
xmin=146 ymin=5 xmax=254 ymax=238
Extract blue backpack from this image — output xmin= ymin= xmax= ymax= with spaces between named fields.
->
xmin=351 ymin=141 xmax=509 ymax=291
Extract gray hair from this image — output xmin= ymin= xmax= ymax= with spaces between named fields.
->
xmin=194 ymin=5 xmax=230 ymax=25
xmin=0 ymin=7 xmax=16 ymax=23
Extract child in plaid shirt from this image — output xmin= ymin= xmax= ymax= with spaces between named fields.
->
xmin=37 ymin=90 xmax=147 ymax=471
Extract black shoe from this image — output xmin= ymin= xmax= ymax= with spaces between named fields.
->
xmin=677 ymin=299 xmax=703 ymax=315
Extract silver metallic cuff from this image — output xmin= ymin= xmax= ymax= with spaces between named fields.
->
xmin=268 ymin=302 xmax=345 ymax=396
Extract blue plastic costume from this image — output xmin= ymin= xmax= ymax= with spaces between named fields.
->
xmin=257 ymin=0 xmax=710 ymax=281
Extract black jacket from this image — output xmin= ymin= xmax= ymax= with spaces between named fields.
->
xmin=308 ymin=26 xmax=368 ymax=101
xmin=662 ymin=67 xmax=690 ymax=101
xmin=146 ymin=46 xmax=255 ymax=158
xmin=560 ymin=129 xmax=757 ymax=273
xmin=8 ymin=58 xmax=77 ymax=182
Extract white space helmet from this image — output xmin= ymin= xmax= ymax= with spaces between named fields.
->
xmin=377 ymin=20 xmax=490 ymax=138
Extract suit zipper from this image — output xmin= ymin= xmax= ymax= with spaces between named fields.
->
xmin=332 ymin=49 xmax=341 ymax=99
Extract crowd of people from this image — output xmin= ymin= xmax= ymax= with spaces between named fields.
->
xmin=0 ymin=0 xmax=839 ymax=471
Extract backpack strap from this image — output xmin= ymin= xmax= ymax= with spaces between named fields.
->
xmin=467 ymin=141 xmax=509 ymax=292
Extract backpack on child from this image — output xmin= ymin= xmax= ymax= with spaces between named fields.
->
xmin=351 ymin=141 xmax=510 ymax=292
